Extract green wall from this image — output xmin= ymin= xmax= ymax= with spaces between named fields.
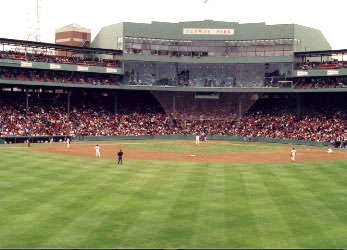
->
xmin=0 ymin=135 xmax=329 ymax=147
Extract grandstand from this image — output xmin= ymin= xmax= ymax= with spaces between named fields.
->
xmin=0 ymin=20 xmax=346 ymax=147
xmin=1 ymin=18 xmax=347 ymax=249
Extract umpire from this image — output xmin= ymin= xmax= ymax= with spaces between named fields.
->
xmin=117 ymin=149 xmax=123 ymax=165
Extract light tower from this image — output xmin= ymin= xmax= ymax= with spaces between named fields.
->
xmin=25 ymin=0 xmax=44 ymax=42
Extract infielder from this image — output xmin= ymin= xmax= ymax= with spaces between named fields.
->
xmin=328 ymin=147 xmax=333 ymax=154
xmin=290 ymin=147 xmax=296 ymax=161
xmin=95 ymin=144 xmax=101 ymax=158
xmin=195 ymin=135 xmax=200 ymax=145
xmin=66 ymin=138 xmax=70 ymax=148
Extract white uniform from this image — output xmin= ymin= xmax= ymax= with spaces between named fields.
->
xmin=195 ymin=135 xmax=200 ymax=145
xmin=328 ymin=148 xmax=333 ymax=154
xmin=95 ymin=145 xmax=101 ymax=158
xmin=290 ymin=149 xmax=296 ymax=161
xmin=66 ymin=138 xmax=70 ymax=148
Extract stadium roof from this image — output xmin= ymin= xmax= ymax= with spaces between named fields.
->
xmin=0 ymin=37 xmax=122 ymax=55
xmin=295 ymin=49 xmax=347 ymax=57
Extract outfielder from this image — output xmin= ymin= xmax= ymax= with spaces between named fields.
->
xmin=95 ymin=144 xmax=101 ymax=158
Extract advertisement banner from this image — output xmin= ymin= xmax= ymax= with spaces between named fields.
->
xmin=50 ymin=64 xmax=61 ymax=70
xmin=77 ymin=66 xmax=89 ymax=71
xmin=296 ymin=71 xmax=308 ymax=76
xmin=20 ymin=62 xmax=32 ymax=68
xmin=106 ymin=68 xmax=117 ymax=73
xmin=327 ymin=70 xmax=339 ymax=75
xmin=183 ymin=28 xmax=234 ymax=35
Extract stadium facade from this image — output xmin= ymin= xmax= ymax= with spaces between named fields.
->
xmin=0 ymin=20 xmax=345 ymax=146
xmin=92 ymin=20 xmax=331 ymax=87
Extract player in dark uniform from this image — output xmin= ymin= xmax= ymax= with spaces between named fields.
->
xmin=117 ymin=149 xmax=123 ymax=165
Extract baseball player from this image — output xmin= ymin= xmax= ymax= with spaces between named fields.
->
xmin=117 ymin=149 xmax=123 ymax=165
xmin=327 ymin=147 xmax=333 ymax=154
xmin=290 ymin=147 xmax=296 ymax=161
xmin=195 ymin=135 xmax=200 ymax=145
xmin=66 ymin=138 xmax=70 ymax=149
xmin=95 ymin=144 xmax=101 ymax=158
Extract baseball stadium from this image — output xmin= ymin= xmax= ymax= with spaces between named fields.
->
xmin=0 ymin=19 xmax=346 ymax=248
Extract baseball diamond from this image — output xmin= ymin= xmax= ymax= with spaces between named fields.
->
xmin=0 ymin=17 xmax=346 ymax=249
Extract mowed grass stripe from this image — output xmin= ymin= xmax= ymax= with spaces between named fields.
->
xmin=189 ymin=163 xmax=226 ymax=248
xmin=0 ymin=155 xmax=139 ymax=248
xmin=222 ymin=165 xmax=262 ymax=248
xmin=42 ymin=160 xmax=182 ymax=248
xmin=77 ymin=161 xmax=181 ymax=248
xmin=117 ymin=162 xmax=203 ymax=248
xmin=154 ymin=162 xmax=209 ymax=248
xmin=242 ymin=164 xmax=298 ymax=248
xmin=37 ymin=160 xmax=154 ymax=247
xmin=259 ymin=165 xmax=338 ymax=248
xmin=284 ymin=162 xmax=347 ymax=247
xmin=0 ymin=153 xmax=101 ymax=206
xmin=110 ymin=161 xmax=194 ymax=248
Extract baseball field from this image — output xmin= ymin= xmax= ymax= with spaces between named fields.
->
xmin=0 ymin=139 xmax=346 ymax=248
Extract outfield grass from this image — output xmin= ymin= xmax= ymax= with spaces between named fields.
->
xmin=78 ymin=139 xmax=309 ymax=154
xmin=0 ymin=141 xmax=346 ymax=248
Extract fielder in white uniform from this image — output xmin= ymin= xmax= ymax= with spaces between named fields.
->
xmin=95 ymin=144 xmax=101 ymax=158
xmin=66 ymin=138 xmax=70 ymax=148
xmin=328 ymin=147 xmax=333 ymax=154
xmin=195 ymin=135 xmax=200 ymax=145
xmin=290 ymin=148 xmax=296 ymax=161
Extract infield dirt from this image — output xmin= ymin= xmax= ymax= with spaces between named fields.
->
xmin=32 ymin=143 xmax=347 ymax=163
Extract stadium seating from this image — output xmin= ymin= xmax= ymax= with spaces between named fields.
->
xmin=0 ymin=51 xmax=119 ymax=68
xmin=0 ymin=95 xmax=344 ymax=146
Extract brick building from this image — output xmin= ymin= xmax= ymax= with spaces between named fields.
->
xmin=55 ymin=24 xmax=91 ymax=56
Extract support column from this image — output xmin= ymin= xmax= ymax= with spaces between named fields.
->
xmin=67 ymin=92 xmax=71 ymax=114
xmin=26 ymin=93 xmax=29 ymax=110
xmin=173 ymin=94 xmax=176 ymax=115
xmin=296 ymin=94 xmax=302 ymax=118
xmin=114 ymin=95 xmax=118 ymax=115
xmin=238 ymin=96 xmax=243 ymax=119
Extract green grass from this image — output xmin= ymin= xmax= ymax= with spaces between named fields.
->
xmin=0 ymin=141 xmax=346 ymax=248
xmin=79 ymin=139 xmax=306 ymax=154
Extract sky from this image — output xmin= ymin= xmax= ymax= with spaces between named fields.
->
xmin=0 ymin=0 xmax=346 ymax=50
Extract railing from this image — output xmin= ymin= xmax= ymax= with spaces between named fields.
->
xmin=296 ymin=61 xmax=347 ymax=71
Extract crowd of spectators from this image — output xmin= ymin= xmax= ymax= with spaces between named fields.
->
xmin=295 ymin=78 xmax=347 ymax=89
xmin=0 ymin=68 xmax=119 ymax=86
xmin=298 ymin=59 xmax=347 ymax=70
xmin=0 ymin=50 xmax=119 ymax=68
xmin=0 ymin=97 xmax=345 ymax=146
xmin=231 ymin=109 xmax=344 ymax=144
